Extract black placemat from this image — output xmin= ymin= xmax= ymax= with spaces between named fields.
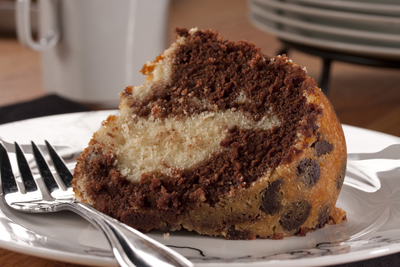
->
xmin=0 ymin=94 xmax=91 ymax=125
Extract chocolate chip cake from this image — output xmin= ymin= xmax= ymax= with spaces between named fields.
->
xmin=72 ymin=28 xmax=347 ymax=240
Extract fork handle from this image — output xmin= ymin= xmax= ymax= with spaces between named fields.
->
xmin=60 ymin=201 xmax=193 ymax=267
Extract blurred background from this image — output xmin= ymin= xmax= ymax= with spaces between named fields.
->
xmin=1 ymin=0 xmax=399 ymax=138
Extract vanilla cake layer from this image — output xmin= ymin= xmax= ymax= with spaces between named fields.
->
xmin=94 ymin=109 xmax=281 ymax=182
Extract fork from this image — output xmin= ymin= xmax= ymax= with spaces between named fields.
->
xmin=0 ymin=141 xmax=193 ymax=267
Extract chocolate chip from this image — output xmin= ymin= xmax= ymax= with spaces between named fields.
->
xmin=313 ymin=136 xmax=333 ymax=157
xmin=279 ymin=200 xmax=311 ymax=231
xmin=297 ymin=159 xmax=320 ymax=187
xmin=261 ymin=178 xmax=282 ymax=215
xmin=336 ymin=162 xmax=346 ymax=190
xmin=315 ymin=139 xmax=333 ymax=157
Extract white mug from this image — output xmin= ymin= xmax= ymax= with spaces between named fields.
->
xmin=16 ymin=0 xmax=170 ymax=107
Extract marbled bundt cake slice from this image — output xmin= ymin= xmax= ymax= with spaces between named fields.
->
xmin=73 ymin=28 xmax=347 ymax=240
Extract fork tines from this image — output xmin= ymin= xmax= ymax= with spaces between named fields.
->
xmin=45 ymin=140 xmax=73 ymax=188
xmin=15 ymin=142 xmax=38 ymax=193
xmin=0 ymin=142 xmax=19 ymax=195
xmin=0 ymin=141 xmax=73 ymax=198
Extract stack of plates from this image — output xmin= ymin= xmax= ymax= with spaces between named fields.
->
xmin=248 ymin=0 xmax=400 ymax=60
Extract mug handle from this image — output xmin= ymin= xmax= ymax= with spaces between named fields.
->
xmin=15 ymin=0 xmax=60 ymax=51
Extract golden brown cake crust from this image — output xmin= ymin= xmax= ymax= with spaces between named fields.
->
xmin=72 ymin=28 xmax=346 ymax=240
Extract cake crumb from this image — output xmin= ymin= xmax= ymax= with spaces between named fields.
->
xmin=163 ymin=233 xmax=170 ymax=239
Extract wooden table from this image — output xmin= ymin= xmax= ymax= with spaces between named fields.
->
xmin=1 ymin=0 xmax=400 ymax=266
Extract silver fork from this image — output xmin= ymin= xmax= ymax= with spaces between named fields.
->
xmin=0 ymin=141 xmax=193 ymax=267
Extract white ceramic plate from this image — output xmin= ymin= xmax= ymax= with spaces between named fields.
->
xmin=248 ymin=0 xmax=400 ymax=57
xmin=1 ymin=111 xmax=400 ymax=267
xmin=248 ymin=12 xmax=400 ymax=60
xmin=284 ymin=0 xmax=400 ymax=16
xmin=252 ymin=0 xmax=400 ymax=26
xmin=248 ymin=2 xmax=400 ymax=45
xmin=250 ymin=0 xmax=400 ymax=36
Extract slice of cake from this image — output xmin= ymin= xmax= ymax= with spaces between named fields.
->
xmin=72 ymin=28 xmax=347 ymax=240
